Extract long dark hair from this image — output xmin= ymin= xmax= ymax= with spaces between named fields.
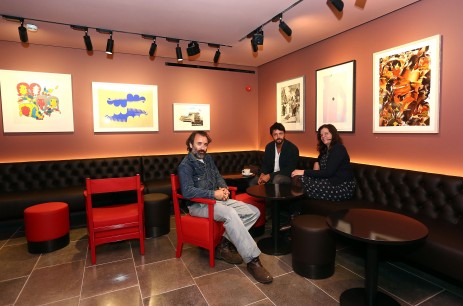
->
xmin=185 ymin=131 xmax=212 ymax=152
xmin=317 ymin=124 xmax=342 ymax=154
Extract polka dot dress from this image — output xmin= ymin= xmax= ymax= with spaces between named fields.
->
xmin=300 ymin=153 xmax=356 ymax=201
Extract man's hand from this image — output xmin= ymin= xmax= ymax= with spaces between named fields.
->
xmin=258 ymin=173 xmax=270 ymax=185
xmin=214 ymin=188 xmax=230 ymax=201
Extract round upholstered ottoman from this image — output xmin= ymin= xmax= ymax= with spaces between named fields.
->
xmin=235 ymin=193 xmax=266 ymax=237
xmin=291 ymin=214 xmax=336 ymax=279
xmin=24 ymin=202 xmax=70 ymax=254
xmin=144 ymin=193 xmax=171 ymax=238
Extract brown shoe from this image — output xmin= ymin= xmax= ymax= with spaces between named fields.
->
xmin=215 ymin=238 xmax=243 ymax=264
xmin=247 ymin=257 xmax=273 ymax=283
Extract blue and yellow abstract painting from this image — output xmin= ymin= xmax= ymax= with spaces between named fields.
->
xmin=92 ymin=82 xmax=158 ymax=132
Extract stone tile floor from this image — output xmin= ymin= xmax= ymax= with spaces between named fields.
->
xmin=0 ymin=217 xmax=462 ymax=306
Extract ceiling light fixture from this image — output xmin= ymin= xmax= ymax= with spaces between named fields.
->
xmin=329 ymin=0 xmax=344 ymax=12
xmin=3 ymin=14 xmax=231 ymax=63
xmin=209 ymin=44 xmax=221 ymax=63
xmin=18 ymin=19 xmax=28 ymax=43
xmin=106 ymin=33 xmax=114 ymax=54
xmin=253 ymin=28 xmax=264 ymax=46
xmin=251 ymin=36 xmax=258 ymax=52
xmin=71 ymin=25 xmax=92 ymax=51
xmin=142 ymin=34 xmax=157 ymax=57
xmin=149 ymin=39 xmax=157 ymax=57
xmin=278 ymin=17 xmax=292 ymax=37
xmin=186 ymin=41 xmax=200 ymax=56
xmin=83 ymin=30 xmax=93 ymax=51
xmin=97 ymin=29 xmax=114 ymax=54
xmin=176 ymin=44 xmax=183 ymax=62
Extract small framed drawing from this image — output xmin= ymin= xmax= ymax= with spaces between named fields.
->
xmin=92 ymin=82 xmax=158 ymax=132
xmin=0 ymin=69 xmax=74 ymax=133
xmin=276 ymin=76 xmax=305 ymax=131
xmin=316 ymin=60 xmax=356 ymax=132
xmin=173 ymin=103 xmax=210 ymax=131
xmin=373 ymin=35 xmax=441 ymax=133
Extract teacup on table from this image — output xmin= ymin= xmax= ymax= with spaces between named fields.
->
xmin=242 ymin=168 xmax=252 ymax=176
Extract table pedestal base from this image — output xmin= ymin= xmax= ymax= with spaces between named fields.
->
xmin=340 ymin=288 xmax=400 ymax=306
xmin=257 ymin=236 xmax=291 ymax=255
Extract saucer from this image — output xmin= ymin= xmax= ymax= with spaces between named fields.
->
xmin=242 ymin=173 xmax=254 ymax=177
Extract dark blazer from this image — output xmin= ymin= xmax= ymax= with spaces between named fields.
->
xmin=261 ymin=139 xmax=299 ymax=179
xmin=304 ymin=143 xmax=354 ymax=185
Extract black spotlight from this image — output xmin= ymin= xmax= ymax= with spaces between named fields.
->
xmin=213 ymin=48 xmax=221 ymax=63
xmin=106 ymin=33 xmax=114 ymax=54
xmin=149 ymin=39 xmax=157 ymax=57
xmin=251 ymin=37 xmax=258 ymax=52
xmin=83 ymin=31 xmax=93 ymax=51
xmin=186 ymin=41 xmax=200 ymax=56
xmin=279 ymin=20 xmax=292 ymax=37
xmin=176 ymin=44 xmax=183 ymax=62
xmin=18 ymin=20 xmax=28 ymax=43
xmin=253 ymin=29 xmax=264 ymax=45
xmin=329 ymin=0 xmax=344 ymax=12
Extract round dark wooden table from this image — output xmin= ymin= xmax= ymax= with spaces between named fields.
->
xmin=326 ymin=208 xmax=429 ymax=306
xmin=246 ymin=183 xmax=304 ymax=255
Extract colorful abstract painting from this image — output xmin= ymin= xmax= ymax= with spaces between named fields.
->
xmin=0 ymin=70 xmax=74 ymax=133
xmin=92 ymin=82 xmax=158 ymax=132
xmin=373 ymin=35 xmax=441 ymax=133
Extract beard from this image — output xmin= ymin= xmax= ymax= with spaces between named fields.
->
xmin=192 ymin=150 xmax=206 ymax=159
xmin=275 ymin=138 xmax=284 ymax=145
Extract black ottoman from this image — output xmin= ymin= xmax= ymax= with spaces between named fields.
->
xmin=291 ymin=214 xmax=336 ymax=279
xmin=144 ymin=193 xmax=171 ymax=238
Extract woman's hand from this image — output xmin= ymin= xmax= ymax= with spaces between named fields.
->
xmin=313 ymin=162 xmax=320 ymax=170
xmin=291 ymin=169 xmax=304 ymax=177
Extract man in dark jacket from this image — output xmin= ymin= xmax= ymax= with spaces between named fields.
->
xmin=256 ymin=122 xmax=299 ymax=185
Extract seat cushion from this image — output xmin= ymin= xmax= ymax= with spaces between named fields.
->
xmin=92 ymin=204 xmax=139 ymax=228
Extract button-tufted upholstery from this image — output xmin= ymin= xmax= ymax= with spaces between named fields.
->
xmin=1 ymin=152 xmax=463 ymax=284
xmin=298 ymin=156 xmax=463 ymax=284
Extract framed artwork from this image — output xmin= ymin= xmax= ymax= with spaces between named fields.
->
xmin=92 ymin=82 xmax=158 ymax=132
xmin=316 ymin=60 xmax=356 ymax=132
xmin=173 ymin=103 xmax=210 ymax=131
xmin=373 ymin=35 xmax=441 ymax=133
xmin=276 ymin=76 xmax=305 ymax=131
xmin=0 ymin=69 xmax=74 ymax=133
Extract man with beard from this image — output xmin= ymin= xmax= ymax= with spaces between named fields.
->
xmin=255 ymin=122 xmax=299 ymax=185
xmin=177 ymin=131 xmax=273 ymax=284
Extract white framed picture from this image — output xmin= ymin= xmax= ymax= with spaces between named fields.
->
xmin=0 ymin=69 xmax=74 ymax=133
xmin=92 ymin=82 xmax=158 ymax=132
xmin=276 ymin=76 xmax=305 ymax=131
xmin=173 ymin=103 xmax=210 ymax=131
xmin=373 ymin=35 xmax=441 ymax=133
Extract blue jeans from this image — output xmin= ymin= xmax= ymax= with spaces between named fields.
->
xmin=188 ymin=199 xmax=261 ymax=263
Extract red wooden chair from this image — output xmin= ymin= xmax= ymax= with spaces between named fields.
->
xmin=84 ymin=174 xmax=145 ymax=265
xmin=170 ymin=174 xmax=237 ymax=267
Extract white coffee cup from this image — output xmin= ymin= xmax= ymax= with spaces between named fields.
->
xmin=242 ymin=168 xmax=251 ymax=176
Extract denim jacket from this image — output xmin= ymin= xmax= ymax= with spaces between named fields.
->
xmin=178 ymin=152 xmax=227 ymax=200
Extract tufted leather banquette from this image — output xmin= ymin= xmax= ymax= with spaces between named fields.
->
xmin=0 ymin=151 xmax=262 ymax=223
xmin=298 ymin=156 xmax=463 ymax=285
xmin=1 ymin=151 xmax=462 ymax=284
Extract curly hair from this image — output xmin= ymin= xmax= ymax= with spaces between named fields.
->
xmin=316 ymin=124 xmax=343 ymax=154
xmin=185 ymin=131 xmax=212 ymax=152
xmin=269 ymin=122 xmax=286 ymax=135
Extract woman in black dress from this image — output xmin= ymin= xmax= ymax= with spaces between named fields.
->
xmin=291 ymin=124 xmax=356 ymax=201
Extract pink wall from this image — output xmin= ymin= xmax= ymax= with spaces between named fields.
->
xmin=257 ymin=0 xmax=463 ymax=176
xmin=0 ymin=43 xmax=259 ymax=161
